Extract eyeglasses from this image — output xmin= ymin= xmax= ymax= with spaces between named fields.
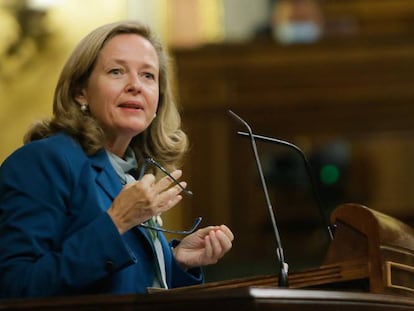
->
xmin=135 ymin=157 xmax=201 ymax=235
xmin=137 ymin=158 xmax=193 ymax=196
xmin=139 ymin=216 xmax=202 ymax=235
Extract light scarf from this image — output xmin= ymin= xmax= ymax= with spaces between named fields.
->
xmin=106 ymin=149 xmax=168 ymax=288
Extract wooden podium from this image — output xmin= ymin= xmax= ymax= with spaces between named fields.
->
xmin=164 ymin=203 xmax=414 ymax=297
xmin=2 ymin=287 xmax=414 ymax=311
xmin=2 ymin=203 xmax=414 ymax=310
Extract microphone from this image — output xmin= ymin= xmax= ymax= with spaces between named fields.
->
xmin=237 ymin=131 xmax=335 ymax=241
xmin=228 ymin=110 xmax=289 ymax=287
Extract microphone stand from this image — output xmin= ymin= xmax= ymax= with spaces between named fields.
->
xmin=237 ymin=131 xmax=335 ymax=241
xmin=229 ymin=110 xmax=289 ymax=287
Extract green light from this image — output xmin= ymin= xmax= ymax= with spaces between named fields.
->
xmin=320 ymin=164 xmax=340 ymax=185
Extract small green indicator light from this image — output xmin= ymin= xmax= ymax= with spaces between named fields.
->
xmin=320 ymin=164 xmax=340 ymax=185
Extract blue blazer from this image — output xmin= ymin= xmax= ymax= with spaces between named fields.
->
xmin=0 ymin=133 xmax=203 ymax=298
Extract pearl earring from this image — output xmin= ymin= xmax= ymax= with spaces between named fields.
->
xmin=80 ymin=104 xmax=88 ymax=112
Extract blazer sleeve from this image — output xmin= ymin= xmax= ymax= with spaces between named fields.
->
xmin=167 ymin=239 xmax=204 ymax=288
xmin=0 ymin=139 xmax=136 ymax=298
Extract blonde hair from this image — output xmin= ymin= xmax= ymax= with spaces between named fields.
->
xmin=24 ymin=20 xmax=188 ymax=171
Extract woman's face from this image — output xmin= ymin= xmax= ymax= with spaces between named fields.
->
xmin=77 ymin=33 xmax=159 ymax=147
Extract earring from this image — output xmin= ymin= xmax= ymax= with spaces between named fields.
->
xmin=80 ymin=104 xmax=88 ymax=112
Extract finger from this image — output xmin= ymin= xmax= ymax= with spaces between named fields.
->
xmin=155 ymin=181 xmax=187 ymax=208
xmin=204 ymin=234 xmax=213 ymax=259
xmin=157 ymin=194 xmax=183 ymax=214
xmin=170 ymin=181 xmax=187 ymax=196
xmin=154 ymin=169 xmax=183 ymax=193
xmin=208 ymin=230 xmax=223 ymax=260
xmin=204 ymin=229 xmax=232 ymax=263
xmin=215 ymin=229 xmax=233 ymax=252
xmin=139 ymin=173 xmax=156 ymax=187
xmin=217 ymin=225 xmax=234 ymax=242
xmin=194 ymin=226 xmax=219 ymax=237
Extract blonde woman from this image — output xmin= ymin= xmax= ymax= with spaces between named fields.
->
xmin=0 ymin=21 xmax=233 ymax=298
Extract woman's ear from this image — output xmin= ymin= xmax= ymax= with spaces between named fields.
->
xmin=75 ymin=91 xmax=89 ymax=112
xmin=75 ymin=91 xmax=86 ymax=106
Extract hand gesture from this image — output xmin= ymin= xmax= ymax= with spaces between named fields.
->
xmin=108 ymin=170 xmax=187 ymax=234
xmin=173 ymin=225 xmax=234 ymax=269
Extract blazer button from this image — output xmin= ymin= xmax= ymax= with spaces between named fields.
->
xmin=105 ymin=260 xmax=115 ymax=272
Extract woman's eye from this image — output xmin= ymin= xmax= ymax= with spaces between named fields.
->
xmin=143 ymin=72 xmax=155 ymax=80
xmin=109 ymin=68 xmax=122 ymax=75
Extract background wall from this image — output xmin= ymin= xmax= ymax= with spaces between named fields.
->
xmin=0 ymin=0 xmax=128 ymax=161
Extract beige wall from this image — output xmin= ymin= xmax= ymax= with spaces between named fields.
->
xmin=0 ymin=0 xmax=129 ymax=162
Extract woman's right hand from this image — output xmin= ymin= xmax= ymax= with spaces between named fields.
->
xmin=107 ymin=170 xmax=186 ymax=234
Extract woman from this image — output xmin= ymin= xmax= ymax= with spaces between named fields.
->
xmin=0 ymin=20 xmax=233 ymax=298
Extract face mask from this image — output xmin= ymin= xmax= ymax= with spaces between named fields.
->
xmin=274 ymin=21 xmax=321 ymax=44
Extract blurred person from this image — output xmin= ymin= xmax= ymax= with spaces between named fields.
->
xmin=272 ymin=0 xmax=324 ymax=44
xmin=0 ymin=20 xmax=234 ymax=298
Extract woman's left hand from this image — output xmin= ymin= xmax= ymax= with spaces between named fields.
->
xmin=172 ymin=225 xmax=234 ymax=269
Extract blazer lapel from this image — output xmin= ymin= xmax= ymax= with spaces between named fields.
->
xmin=90 ymin=149 xmax=158 ymax=253
xmin=89 ymin=149 xmax=122 ymax=201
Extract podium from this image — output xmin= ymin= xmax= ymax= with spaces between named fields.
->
xmin=2 ymin=203 xmax=414 ymax=310
xmin=2 ymin=287 xmax=414 ymax=311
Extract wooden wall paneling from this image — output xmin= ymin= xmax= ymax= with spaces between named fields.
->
xmin=172 ymin=36 xmax=414 ymax=281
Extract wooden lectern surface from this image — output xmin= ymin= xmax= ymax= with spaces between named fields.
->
xmin=2 ymin=287 xmax=414 ymax=311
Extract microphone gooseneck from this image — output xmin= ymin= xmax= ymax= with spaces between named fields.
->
xmin=237 ymin=131 xmax=335 ymax=241
xmin=228 ymin=110 xmax=289 ymax=287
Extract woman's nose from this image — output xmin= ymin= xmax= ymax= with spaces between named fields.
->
xmin=126 ymin=75 xmax=142 ymax=93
